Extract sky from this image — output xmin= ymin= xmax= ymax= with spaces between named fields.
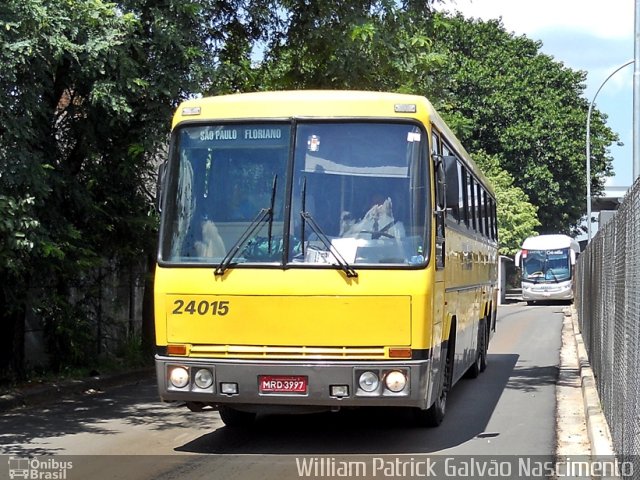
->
xmin=435 ymin=0 xmax=635 ymax=188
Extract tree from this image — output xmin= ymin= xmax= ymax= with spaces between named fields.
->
xmin=256 ymin=1 xmax=446 ymax=94
xmin=0 ymin=0 xmax=272 ymax=377
xmin=0 ymin=0 xmax=619 ymax=378
xmin=472 ymin=152 xmax=540 ymax=255
xmin=429 ymin=13 xmax=618 ymax=234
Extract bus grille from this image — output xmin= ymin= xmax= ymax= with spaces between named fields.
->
xmin=188 ymin=345 xmax=388 ymax=359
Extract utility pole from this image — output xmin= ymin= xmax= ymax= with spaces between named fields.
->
xmin=634 ymin=0 xmax=640 ymax=181
xmin=586 ymin=60 xmax=634 ymax=242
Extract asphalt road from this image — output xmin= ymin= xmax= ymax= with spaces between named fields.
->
xmin=0 ymin=303 xmax=566 ymax=480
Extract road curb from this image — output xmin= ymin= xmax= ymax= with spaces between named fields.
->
xmin=0 ymin=367 xmax=155 ymax=413
xmin=567 ymin=307 xmax=617 ymax=458
xmin=557 ymin=310 xmax=591 ymax=455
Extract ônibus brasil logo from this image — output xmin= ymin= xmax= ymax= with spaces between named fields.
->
xmin=8 ymin=457 xmax=73 ymax=479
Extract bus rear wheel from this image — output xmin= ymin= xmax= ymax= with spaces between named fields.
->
xmin=466 ymin=318 xmax=488 ymax=378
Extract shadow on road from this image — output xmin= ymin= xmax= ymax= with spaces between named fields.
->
xmin=175 ymin=353 xmax=527 ymax=455
xmin=1 ymin=350 xmax=561 ymax=457
xmin=0 ymin=380 xmax=190 ymax=456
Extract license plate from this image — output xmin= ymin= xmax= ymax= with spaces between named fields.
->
xmin=259 ymin=375 xmax=308 ymax=394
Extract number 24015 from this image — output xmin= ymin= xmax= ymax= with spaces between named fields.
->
xmin=172 ymin=299 xmax=230 ymax=316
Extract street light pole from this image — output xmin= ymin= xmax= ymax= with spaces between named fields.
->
xmin=634 ymin=0 xmax=640 ymax=180
xmin=586 ymin=59 xmax=634 ymax=242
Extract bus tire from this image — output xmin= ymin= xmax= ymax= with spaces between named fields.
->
xmin=480 ymin=318 xmax=489 ymax=372
xmin=466 ymin=318 xmax=488 ymax=378
xmin=218 ymin=405 xmax=256 ymax=428
xmin=414 ymin=340 xmax=452 ymax=427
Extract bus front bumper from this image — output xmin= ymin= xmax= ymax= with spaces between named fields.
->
xmin=155 ymin=355 xmax=432 ymax=411
xmin=522 ymin=281 xmax=573 ymax=301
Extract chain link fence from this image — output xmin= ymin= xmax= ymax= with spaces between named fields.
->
xmin=575 ymin=176 xmax=640 ymax=464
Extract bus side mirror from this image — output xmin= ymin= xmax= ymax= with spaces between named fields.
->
xmin=434 ymin=154 xmax=461 ymax=211
xmin=434 ymin=155 xmax=447 ymax=210
xmin=443 ymin=155 xmax=459 ymax=209
xmin=514 ymin=251 xmax=521 ymax=266
xmin=156 ymin=161 xmax=167 ymax=212
xmin=570 ymin=249 xmax=576 ymax=265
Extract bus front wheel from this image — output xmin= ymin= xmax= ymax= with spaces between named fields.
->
xmin=413 ymin=341 xmax=452 ymax=427
xmin=218 ymin=405 xmax=257 ymax=428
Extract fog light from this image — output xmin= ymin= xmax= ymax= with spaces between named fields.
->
xmin=169 ymin=366 xmax=189 ymax=388
xmin=358 ymin=371 xmax=379 ymax=392
xmin=194 ymin=368 xmax=213 ymax=389
xmin=330 ymin=385 xmax=349 ymax=397
xmin=384 ymin=370 xmax=407 ymax=392
xmin=220 ymin=382 xmax=238 ymax=395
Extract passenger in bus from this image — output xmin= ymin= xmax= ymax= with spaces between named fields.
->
xmin=194 ymin=220 xmax=226 ymax=258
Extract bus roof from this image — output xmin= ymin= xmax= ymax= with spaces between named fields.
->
xmin=172 ymin=90 xmax=494 ymax=196
xmin=174 ymin=90 xmax=434 ymax=126
xmin=520 ymin=234 xmax=580 ymax=252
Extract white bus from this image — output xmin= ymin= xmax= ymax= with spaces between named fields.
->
xmin=514 ymin=234 xmax=580 ymax=304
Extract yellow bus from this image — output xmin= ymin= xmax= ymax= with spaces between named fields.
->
xmin=155 ymin=90 xmax=499 ymax=427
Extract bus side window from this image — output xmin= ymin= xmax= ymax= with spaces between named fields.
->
xmin=431 ymin=130 xmax=442 ymax=157
xmin=467 ymin=173 xmax=476 ymax=231
xmin=483 ymin=190 xmax=490 ymax=238
xmin=487 ymin=197 xmax=494 ymax=240
xmin=457 ymin=161 xmax=466 ymax=225
xmin=492 ymin=198 xmax=498 ymax=240
xmin=461 ymin=167 xmax=469 ymax=228
xmin=476 ymin=183 xmax=484 ymax=236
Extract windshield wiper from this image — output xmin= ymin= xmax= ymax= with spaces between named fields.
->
xmin=214 ymin=208 xmax=270 ymax=276
xmin=301 ymin=178 xmax=308 ymax=259
xmin=266 ymin=175 xmax=277 ymax=254
xmin=300 ymin=211 xmax=358 ymax=278
xmin=214 ymin=175 xmax=278 ymax=276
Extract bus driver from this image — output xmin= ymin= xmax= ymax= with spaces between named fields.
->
xmin=341 ymin=194 xmax=405 ymax=240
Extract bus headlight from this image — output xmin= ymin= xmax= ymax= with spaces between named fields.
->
xmin=169 ymin=366 xmax=189 ymax=388
xmin=358 ymin=371 xmax=380 ymax=392
xmin=194 ymin=368 xmax=214 ymax=389
xmin=384 ymin=370 xmax=407 ymax=392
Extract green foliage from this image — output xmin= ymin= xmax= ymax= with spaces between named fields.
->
xmin=429 ymin=13 xmax=618 ymax=234
xmin=0 ymin=195 xmax=39 ymax=273
xmin=0 ymin=0 xmax=246 ymax=375
xmin=257 ymin=1 xmax=446 ymax=94
xmin=115 ymin=333 xmax=149 ymax=368
xmin=472 ymin=152 xmax=540 ymax=255
xmin=0 ymin=0 xmax=619 ymax=378
xmin=39 ymin=293 xmax=96 ymax=371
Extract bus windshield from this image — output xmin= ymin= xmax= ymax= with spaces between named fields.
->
xmin=160 ymin=121 xmax=429 ymax=268
xmin=522 ymin=248 xmax=572 ymax=282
